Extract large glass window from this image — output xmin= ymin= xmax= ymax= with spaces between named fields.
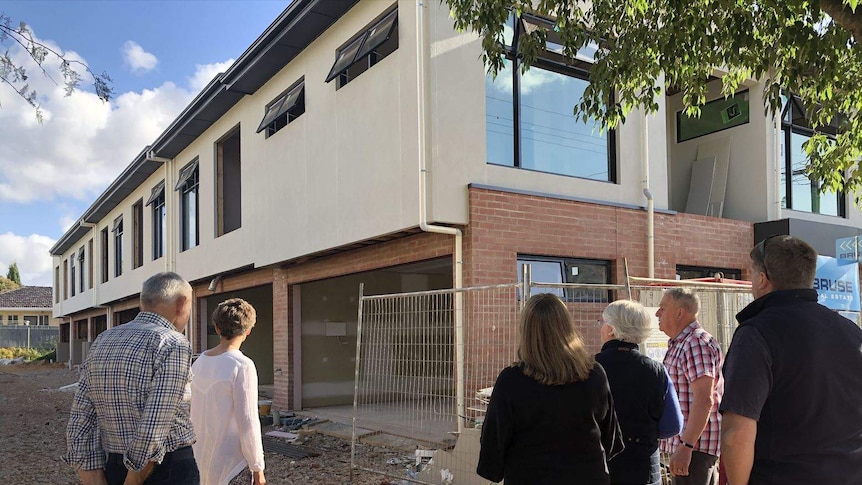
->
xmin=112 ymin=216 xmax=123 ymax=277
xmin=78 ymin=247 xmax=85 ymax=292
xmin=176 ymin=160 xmax=200 ymax=251
xmin=517 ymin=255 xmax=612 ymax=302
xmin=147 ymin=181 xmax=166 ymax=260
xmin=780 ymin=95 xmax=844 ymax=216
xmin=485 ymin=14 xmax=614 ymax=182
xmin=677 ymin=91 xmax=750 ymax=142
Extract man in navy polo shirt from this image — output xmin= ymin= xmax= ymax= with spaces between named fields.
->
xmin=720 ymin=235 xmax=862 ymax=485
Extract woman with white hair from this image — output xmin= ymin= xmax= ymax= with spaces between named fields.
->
xmin=596 ymin=299 xmax=683 ymax=485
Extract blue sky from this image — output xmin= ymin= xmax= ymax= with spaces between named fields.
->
xmin=0 ymin=1 xmax=289 ymax=285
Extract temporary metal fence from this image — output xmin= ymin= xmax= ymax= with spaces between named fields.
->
xmin=0 ymin=325 xmax=58 ymax=350
xmin=351 ymin=275 xmax=753 ymax=484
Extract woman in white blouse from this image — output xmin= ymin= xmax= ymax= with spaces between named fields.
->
xmin=191 ymin=298 xmax=266 ymax=485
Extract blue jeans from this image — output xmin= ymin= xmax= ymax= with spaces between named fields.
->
xmin=105 ymin=446 xmax=200 ymax=485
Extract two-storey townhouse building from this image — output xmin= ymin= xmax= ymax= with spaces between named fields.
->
xmin=50 ymin=0 xmax=862 ymax=413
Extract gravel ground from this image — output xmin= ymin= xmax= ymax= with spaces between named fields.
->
xmin=0 ymin=362 xmax=412 ymax=484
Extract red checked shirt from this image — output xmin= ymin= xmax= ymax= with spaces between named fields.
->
xmin=660 ymin=321 xmax=724 ymax=456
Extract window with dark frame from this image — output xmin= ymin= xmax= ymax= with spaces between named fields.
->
xmin=517 ymin=255 xmax=612 ymax=302
xmin=146 ymin=180 xmax=166 ymax=260
xmin=88 ymin=238 xmax=94 ymax=289
xmin=100 ymin=228 xmax=109 ymax=283
xmin=176 ymin=160 xmax=200 ymax=251
xmin=78 ymin=246 xmax=85 ymax=293
xmin=54 ymin=266 xmax=60 ymax=303
xmin=216 ymin=128 xmax=242 ymax=236
xmin=676 ymin=265 xmax=741 ymax=280
xmin=325 ymin=9 xmax=398 ymax=89
xmin=677 ymin=90 xmax=750 ymax=142
xmin=60 ymin=322 xmax=70 ymax=343
xmin=780 ymin=94 xmax=845 ymax=217
xmin=257 ymin=81 xmax=305 ymax=137
xmin=63 ymin=259 xmax=68 ymax=300
xmin=132 ymin=199 xmax=144 ymax=269
xmin=113 ymin=216 xmax=123 ymax=277
xmin=485 ymin=14 xmax=615 ymax=182
xmin=70 ymin=254 xmax=76 ymax=297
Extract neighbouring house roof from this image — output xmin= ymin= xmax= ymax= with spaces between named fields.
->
xmin=0 ymin=286 xmax=53 ymax=309
xmin=50 ymin=0 xmax=360 ymax=256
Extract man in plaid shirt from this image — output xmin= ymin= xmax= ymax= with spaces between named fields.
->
xmin=65 ymin=272 xmax=198 ymax=485
xmin=657 ymin=288 xmax=724 ymax=485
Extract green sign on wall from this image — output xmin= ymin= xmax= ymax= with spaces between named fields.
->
xmin=677 ymin=90 xmax=750 ymax=142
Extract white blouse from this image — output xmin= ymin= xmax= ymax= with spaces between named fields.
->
xmin=191 ymin=350 xmax=265 ymax=485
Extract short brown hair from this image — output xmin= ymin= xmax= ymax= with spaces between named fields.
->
xmin=516 ymin=293 xmax=594 ymax=385
xmin=211 ymin=298 xmax=256 ymax=339
xmin=750 ymin=235 xmax=817 ymax=290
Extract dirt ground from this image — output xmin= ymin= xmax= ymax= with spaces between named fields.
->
xmin=0 ymin=362 xmax=417 ymax=484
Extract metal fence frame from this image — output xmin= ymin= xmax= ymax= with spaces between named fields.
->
xmin=350 ymin=274 xmax=753 ymax=484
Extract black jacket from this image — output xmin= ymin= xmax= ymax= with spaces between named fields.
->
xmin=477 ymin=363 xmax=624 ymax=485
xmin=724 ymin=289 xmax=862 ymax=485
xmin=596 ymin=340 xmax=669 ymax=485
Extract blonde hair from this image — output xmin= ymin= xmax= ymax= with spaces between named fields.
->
xmin=602 ymin=299 xmax=651 ymax=344
xmin=517 ymin=293 xmax=594 ymax=385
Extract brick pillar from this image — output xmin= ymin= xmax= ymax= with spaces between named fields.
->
xmin=272 ymin=268 xmax=292 ymax=411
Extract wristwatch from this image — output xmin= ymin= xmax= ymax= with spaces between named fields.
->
xmin=681 ymin=440 xmax=695 ymax=449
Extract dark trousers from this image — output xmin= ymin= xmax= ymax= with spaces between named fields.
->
xmin=671 ymin=451 xmax=719 ymax=485
xmin=105 ymin=446 xmax=200 ymax=485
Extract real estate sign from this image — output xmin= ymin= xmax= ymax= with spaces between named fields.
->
xmin=815 ymin=255 xmax=860 ymax=312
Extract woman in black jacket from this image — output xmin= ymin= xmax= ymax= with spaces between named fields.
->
xmin=477 ymin=293 xmax=624 ymax=484
xmin=596 ymin=299 xmax=683 ymax=485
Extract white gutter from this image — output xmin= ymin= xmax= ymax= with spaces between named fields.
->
xmin=415 ymin=0 xmax=465 ymax=432
xmin=642 ymin=111 xmax=655 ymax=278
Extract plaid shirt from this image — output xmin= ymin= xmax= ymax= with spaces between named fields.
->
xmin=660 ymin=321 xmax=724 ymax=456
xmin=65 ymin=312 xmax=195 ymax=472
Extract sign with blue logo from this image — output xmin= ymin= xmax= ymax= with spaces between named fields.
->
xmin=815 ymin=255 xmax=860 ymax=312
xmin=836 ymin=236 xmax=862 ymax=262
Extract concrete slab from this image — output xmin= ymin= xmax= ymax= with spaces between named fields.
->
xmin=360 ymin=432 xmax=447 ymax=453
xmin=309 ymin=420 xmax=377 ymax=440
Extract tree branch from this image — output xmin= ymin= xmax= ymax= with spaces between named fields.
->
xmin=821 ymin=0 xmax=862 ymax=45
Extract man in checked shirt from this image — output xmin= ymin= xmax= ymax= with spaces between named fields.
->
xmin=65 ymin=272 xmax=199 ymax=485
xmin=656 ymin=288 xmax=724 ymax=485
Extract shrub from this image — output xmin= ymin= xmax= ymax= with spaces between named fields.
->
xmin=0 ymin=347 xmax=52 ymax=361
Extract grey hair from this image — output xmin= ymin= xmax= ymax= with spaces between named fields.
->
xmin=663 ymin=287 xmax=700 ymax=315
xmin=140 ymin=272 xmax=191 ymax=309
xmin=602 ymin=299 xmax=652 ymax=344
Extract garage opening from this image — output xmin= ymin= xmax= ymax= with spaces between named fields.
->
xmin=297 ymin=257 xmax=452 ymax=409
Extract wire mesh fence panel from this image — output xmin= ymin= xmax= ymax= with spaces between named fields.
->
xmin=351 ymin=279 xmax=753 ymax=484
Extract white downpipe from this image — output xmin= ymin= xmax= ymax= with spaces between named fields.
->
xmin=642 ymin=111 xmax=655 ymax=278
xmin=148 ymin=151 xmax=174 ymax=272
xmin=415 ymin=0 xmax=465 ymax=432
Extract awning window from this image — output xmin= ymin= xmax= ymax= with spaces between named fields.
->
xmin=145 ymin=180 xmax=165 ymax=206
xmin=255 ymin=82 xmax=305 ymax=134
xmin=174 ymin=160 xmax=199 ymax=190
xmin=325 ymin=9 xmax=398 ymax=83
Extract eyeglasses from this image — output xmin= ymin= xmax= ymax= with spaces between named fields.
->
xmin=755 ymin=235 xmax=779 ymax=279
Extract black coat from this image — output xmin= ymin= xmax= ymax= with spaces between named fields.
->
xmin=477 ymin=363 xmax=624 ymax=484
xmin=596 ymin=340 xmax=670 ymax=485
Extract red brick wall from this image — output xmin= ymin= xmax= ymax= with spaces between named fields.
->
xmin=465 ymin=186 xmax=754 ymax=351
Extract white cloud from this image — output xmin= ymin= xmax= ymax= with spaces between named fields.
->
xmin=0 ymin=232 xmax=56 ymax=286
xmin=189 ymin=60 xmax=235 ymax=92
xmin=0 ymin=31 xmax=234 ymax=205
xmin=123 ymin=40 xmax=158 ymax=73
